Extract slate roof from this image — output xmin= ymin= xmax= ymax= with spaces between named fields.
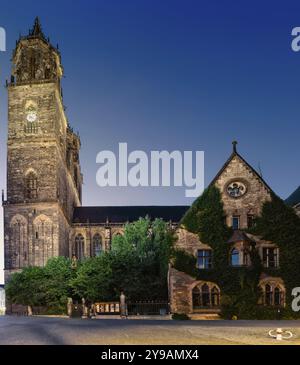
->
xmin=285 ymin=186 xmax=300 ymax=207
xmin=73 ymin=206 xmax=189 ymax=224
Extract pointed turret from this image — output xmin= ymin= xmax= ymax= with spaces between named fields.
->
xmin=11 ymin=18 xmax=63 ymax=85
xmin=29 ymin=17 xmax=46 ymax=40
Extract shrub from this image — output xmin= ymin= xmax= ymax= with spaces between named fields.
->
xmin=172 ymin=313 xmax=190 ymax=320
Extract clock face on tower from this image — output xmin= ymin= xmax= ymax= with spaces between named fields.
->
xmin=26 ymin=111 xmax=37 ymax=123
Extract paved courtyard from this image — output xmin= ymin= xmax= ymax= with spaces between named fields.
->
xmin=0 ymin=316 xmax=300 ymax=345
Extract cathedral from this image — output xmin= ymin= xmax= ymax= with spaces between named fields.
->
xmin=3 ymin=19 xmax=300 ymax=316
xmin=3 ymin=18 xmax=188 ymax=283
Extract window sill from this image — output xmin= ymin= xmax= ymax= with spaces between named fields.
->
xmin=230 ymin=264 xmax=250 ymax=268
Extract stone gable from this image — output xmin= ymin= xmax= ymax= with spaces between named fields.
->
xmin=214 ymin=154 xmax=272 ymax=229
xmin=169 ymin=150 xmax=282 ymax=315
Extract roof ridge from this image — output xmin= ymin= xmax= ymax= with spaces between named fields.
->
xmin=285 ymin=185 xmax=300 ymax=206
xmin=72 ymin=206 xmax=189 ymax=224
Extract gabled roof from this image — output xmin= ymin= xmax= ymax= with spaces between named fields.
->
xmin=73 ymin=206 xmax=189 ymax=224
xmin=285 ymin=186 xmax=300 ymax=207
xmin=209 ymin=141 xmax=274 ymax=194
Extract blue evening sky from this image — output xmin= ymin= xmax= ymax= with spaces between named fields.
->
xmin=0 ymin=0 xmax=300 ymax=281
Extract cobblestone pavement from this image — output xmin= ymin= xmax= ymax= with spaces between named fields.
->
xmin=0 ymin=316 xmax=300 ymax=345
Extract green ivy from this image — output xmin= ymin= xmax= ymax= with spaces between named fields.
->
xmin=173 ymin=186 xmax=300 ymax=319
xmin=250 ymin=193 xmax=300 ymax=318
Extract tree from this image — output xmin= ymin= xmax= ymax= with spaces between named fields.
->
xmin=6 ymin=266 xmax=46 ymax=314
xmin=71 ymin=217 xmax=176 ymax=302
xmin=70 ymin=254 xmax=113 ymax=302
xmin=110 ymin=217 xmax=175 ymax=300
xmin=43 ymin=257 xmax=75 ymax=311
xmin=7 ymin=218 xmax=176 ymax=311
xmin=6 ymin=258 xmax=76 ymax=314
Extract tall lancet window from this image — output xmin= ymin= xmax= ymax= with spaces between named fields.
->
xmin=75 ymin=234 xmax=85 ymax=260
xmin=93 ymin=234 xmax=102 ymax=257
xmin=25 ymin=171 xmax=38 ymax=199
xmin=10 ymin=215 xmax=28 ymax=269
xmin=33 ymin=215 xmax=53 ymax=267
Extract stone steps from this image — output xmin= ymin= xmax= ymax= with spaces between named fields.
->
xmin=189 ymin=313 xmax=221 ymax=320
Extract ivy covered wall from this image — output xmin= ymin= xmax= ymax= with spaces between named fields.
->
xmin=172 ymin=186 xmax=300 ymax=319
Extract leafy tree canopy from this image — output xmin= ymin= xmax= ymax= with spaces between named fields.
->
xmin=6 ymin=266 xmax=46 ymax=307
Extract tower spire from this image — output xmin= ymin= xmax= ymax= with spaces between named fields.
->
xmin=29 ymin=17 xmax=46 ymax=39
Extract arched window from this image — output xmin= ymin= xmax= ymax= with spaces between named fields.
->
xmin=211 ymin=286 xmax=220 ymax=307
xmin=260 ymin=282 xmax=285 ymax=307
xmin=265 ymin=284 xmax=272 ymax=306
xmin=45 ymin=66 xmax=50 ymax=79
xmin=192 ymin=286 xmax=201 ymax=309
xmin=30 ymin=54 xmax=37 ymax=79
xmin=93 ymin=233 xmax=102 ymax=257
xmin=33 ymin=215 xmax=53 ymax=267
xmin=10 ymin=215 xmax=28 ymax=269
xmin=25 ymin=171 xmax=37 ymax=199
xmin=201 ymin=284 xmax=210 ymax=307
xmin=231 ymin=248 xmax=240 ymax=266
xmin=192 ymin=282 xmax=220 ymax=310
xmin=274 ymin=287 xmax=281 ymax=306
xmin=75 ymin=234 xmax=84 ymax=260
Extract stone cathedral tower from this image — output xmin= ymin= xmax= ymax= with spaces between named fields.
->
xmin=3 ymin=18 xmax=82 ymax=281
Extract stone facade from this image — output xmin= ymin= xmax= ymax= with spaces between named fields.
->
xmin=169 ymin=147 xmax=285 ymax=314
xmin=3 ymin=19 xmax=188 ymax=286
xmin=2 ymin=19 xmax=296 ymax=316
xmin=3 ymin=19 xmax=82 ymax=281
xmin=213 ymin=154 xmax=272 ymax=229
xmin=69 ymin=224 xmax=124 ymax=258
